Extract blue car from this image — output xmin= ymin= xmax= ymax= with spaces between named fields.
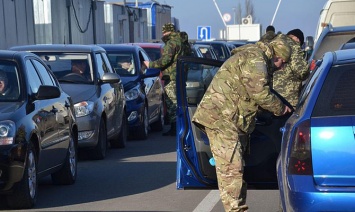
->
xmin=175 ymin=56 xmax=291 ymax=189
xmin=99 ymin=44 xmax=164 ymax=140
xmin=277 ymin=49 xmax=355 ymax=211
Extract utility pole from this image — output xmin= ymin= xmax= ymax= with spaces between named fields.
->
xmin=212 ymin=0 xmax=227 ymax=27
xmin=271 ymin=0 xmax=282 ymax=25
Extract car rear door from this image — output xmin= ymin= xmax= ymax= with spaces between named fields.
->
xmin=176 ymin=56 xmax=292 ymax=189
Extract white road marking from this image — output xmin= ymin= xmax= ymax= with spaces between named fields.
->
xmin=193 ymin=190 xmax=220 ymax=212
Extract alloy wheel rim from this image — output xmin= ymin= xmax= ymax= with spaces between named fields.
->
xmin=27 ymin=151 xmax=36 ymax=198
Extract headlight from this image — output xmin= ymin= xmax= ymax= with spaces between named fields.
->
xmin=125 ymin=88 xmax=140 ymax=101
xmin=74 ymin=101 xmax=94 ymax=118
xmin=0 ymin=120 xmax=16 ymax=145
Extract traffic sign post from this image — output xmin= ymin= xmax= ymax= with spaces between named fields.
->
xmin=197 ymin=26 xmax=211 ymax=40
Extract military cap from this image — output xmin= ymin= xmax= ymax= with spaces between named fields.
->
xmin=162 ymin=23 xmax=175 ymax=33
xmin=269 ymin=38 xmax=291 ymax=62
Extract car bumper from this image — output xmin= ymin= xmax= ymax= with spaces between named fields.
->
xmin=0 ymin=143 xmax=26 ymax=193
xmin=76 ymin=113 xmax=100 ymax=148
xmin=281 ymin=175 xmax=355 ymax=211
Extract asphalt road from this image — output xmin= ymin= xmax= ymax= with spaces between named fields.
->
xmin=2 ymin=127 xmax=280 ymax=211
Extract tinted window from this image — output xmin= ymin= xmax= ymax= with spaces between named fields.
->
xmin=32 ymin=60 xmax=55 ymax=86
xmin=313 ymin=63 xmax=355 ymax=117
xmin=95 ymin=53 xmax=110 ymax=78
xmin=26 ymin=60 xmax=42 ymax=93
xmin=106 ymin=53 xmax=136 ymax=76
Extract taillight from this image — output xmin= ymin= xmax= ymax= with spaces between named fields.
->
xmin=288 ymin=119 xmax=313 ymax=175
xmin=310 ymin=60 xmax=316 ymax=72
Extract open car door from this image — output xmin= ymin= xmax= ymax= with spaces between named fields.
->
xmin=176 ymin=56 xmax=291 ymax=189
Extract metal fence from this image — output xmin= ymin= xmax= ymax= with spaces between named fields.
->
xmin=0 ymin=0 xmax=172 ymax=50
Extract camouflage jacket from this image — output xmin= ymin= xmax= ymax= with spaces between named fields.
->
xmin=192 ymin=42 xmax=285 ymax=135
xmin=149 ymin=32 xmax=187 ymax=81
xmin=272 ymin=34 xmax=310 ymax=108
xmin=259 ymin=31 xmax=277 ymax=43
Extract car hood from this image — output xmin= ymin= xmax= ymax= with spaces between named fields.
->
xmin=121 ymin=76 xmax=140 ymax=91
xmin=60 ymin=84 xmax=97 ymax=103
xmin=0 ymin=102 xmax=23 ymax=120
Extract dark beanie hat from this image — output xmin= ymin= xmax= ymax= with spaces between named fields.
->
xmin=287 ymin=29 xmax=304 ymax=46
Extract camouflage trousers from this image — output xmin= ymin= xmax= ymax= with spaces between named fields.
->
xmin=164 ymin=80 xmax=177 ymax=123
xmin=205 ymin=127 xmax=248 ymax=212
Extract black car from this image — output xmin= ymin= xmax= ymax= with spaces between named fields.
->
xmin=0 ymin=50 xmax=78 ymax=209
xmin=194 ymin=41 xmax=232 ymax=61
xmin=11 ymin=45 xmax=127 ymax=160
xmin=99 ymin=44 xmax=164 ymax=140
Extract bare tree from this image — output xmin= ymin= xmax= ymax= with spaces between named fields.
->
xmin=244 ymin=0 xmax=255 ymax=18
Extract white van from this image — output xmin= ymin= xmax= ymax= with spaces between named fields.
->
xmin=314 ymin=0 xmax=355 ymax=42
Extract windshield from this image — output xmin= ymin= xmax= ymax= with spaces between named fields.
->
xmin=0 ymin=61 xmax=21 ymax=102
xmin=38 ymin=53 xmax=93 ymax=84
xmin=107 ymin=53 xmax=136 ymax=77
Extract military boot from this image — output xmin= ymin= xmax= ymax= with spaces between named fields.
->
xmin=162 ymin=122 xmax=176 ymax=136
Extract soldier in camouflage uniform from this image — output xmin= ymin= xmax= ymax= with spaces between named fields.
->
xmin=259 ymin=25 xmax=277 ymax=43
xmin=144 ymin=23 xmax=189 ymax=136
xmin=192 ymin=38 xmax=292 ymax=212
xmin=272 ymin=29 xmax=309 ymax=108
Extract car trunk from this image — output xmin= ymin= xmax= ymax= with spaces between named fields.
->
xmin=312 ymin=116 xmax=355 ymax=186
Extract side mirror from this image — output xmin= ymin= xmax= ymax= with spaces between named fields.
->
xmin=35 ymin=85 xmax=60 ymax=100
xmin=304 ymin=36 xmax=314 ymax=61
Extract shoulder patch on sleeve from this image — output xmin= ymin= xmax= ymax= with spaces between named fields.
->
xmin=255 ymin=61 xmax=267 ymax=74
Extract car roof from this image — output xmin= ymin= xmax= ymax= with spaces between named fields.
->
xmin=332 ymin=49 xmax=355 ymax=64
xmin=133 ymin=43 xmax=164 ymax=48
xmin=97 ymin=44 xmax=142 ymax=52
xmin=0 ymin=50 xmax=40 ymax=60
xmin=339 ymin=42 xmax=355 ymax=50
xmin=10 ymin=44 xmax=106 ymax=53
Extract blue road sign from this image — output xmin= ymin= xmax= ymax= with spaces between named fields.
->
xmin=197 ymin=26 xmax=211 ymax=40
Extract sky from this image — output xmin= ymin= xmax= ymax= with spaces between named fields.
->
xmin=156 ymin=0 xmax=328 ymax=40
xmin=106 ymin=0 xmax=329 ymax=40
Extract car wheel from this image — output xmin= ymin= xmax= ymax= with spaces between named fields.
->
xmin=135 ymin=106 xmax=148 ymax=140
xmin=91 ymin=119 xmax=107 ymax=160
xmin=150 ymin=101 xmax=164 ymax=131
xmin=7 ymin=142 xmax=37 ymax=209
xmin=111 ymin=112 xmax=127 ymax=148
xmin=51 ymin=134 xmax=77 ymax=185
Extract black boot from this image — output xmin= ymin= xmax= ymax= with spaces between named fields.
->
xmin=162 ymin=122 xmax=176 ymax=136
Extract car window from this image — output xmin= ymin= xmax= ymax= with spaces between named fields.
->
xmin=297 ymin=64 xmax=322 ymax=114
xmin=26 ymin=60 xmax=43 ymax=93
xmin=32 ymin=60 xmax=55 ymax=86
xmin=39 ymin=53 xmax=93 ymax=83
xmin=106 ymin=53 xmax=136 ymax=76
xmin=312 ymin=63 xmax=355 ymax=117
xmin=143 ymin=47 xmax=161 ymax=61
xmin=95 ymin=52 xmax=113 ymax=79
xmin=0 ymin=60 xmax=21 ymax=101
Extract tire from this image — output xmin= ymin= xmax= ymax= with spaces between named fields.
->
xmin=91 ymin=119 xmax=107 ymax=160
xmin=111 ymin=112 xmax=127 ymax=148
xmin=51 ymin=135 xmax=77 ymax=185
xmin=150 ymin=101 xmax=164 ymax=131
xmin=135 ymin=106 xmax=149 ymax=140
xmin=7 ymin=143 xmax=37 ymax=209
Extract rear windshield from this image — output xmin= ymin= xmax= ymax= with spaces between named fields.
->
xmin=313 ymin=63 xmax=355 ymax=117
